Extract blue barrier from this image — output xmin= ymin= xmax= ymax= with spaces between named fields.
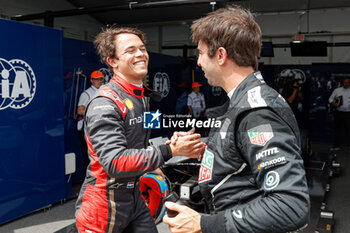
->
xmin=0 ymin=18 xmax=69 ymax=224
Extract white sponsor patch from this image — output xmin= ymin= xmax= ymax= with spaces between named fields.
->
xmin=220 ymin=118 xmax=231 ymax=139
xmin=256 ymin=147 xmax=279 ymax=161
xmin=247 ymin=86 xmax=267 ymax=108
xmin=247 ymin=124 xmax=274 ymax=146
xmin=264 ymin=171 xmax=280 ymax=190
xmin=93 ymin=105 xmax=114 ymax=110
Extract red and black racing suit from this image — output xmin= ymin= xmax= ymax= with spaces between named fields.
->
xmin=75 ymin=75 xmax=171 ymax=233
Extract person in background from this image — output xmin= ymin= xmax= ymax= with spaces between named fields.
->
xmin=77 ymin=70 xmax=104 ymax=120
xmin=163 ymin=5 xmax=310 ymax=233
xmin=328 ymin=77 xmax=350 ymax=152
xmin=75 ymin=26 xmax=204 ymax=233
xmin=187 ymin=82 xmax=206 ymax=118
xmin=76 ymin=70 xmax=104 ymax=169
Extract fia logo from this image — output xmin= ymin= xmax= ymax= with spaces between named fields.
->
xmin=143 ymin=110 xmax=161 ymax=129
xmin=153 ymin=72 xmax=170 ymax=97
xmin=0 ymin=58 xmax=36 ymax=110
xmin=98 ymin=67 xmax=113 ymax=84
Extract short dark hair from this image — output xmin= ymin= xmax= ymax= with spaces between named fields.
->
xmin=94 ymin=27 xmax=146 ymax=70
xmin=191 ymin=5 xmax=262 ymax=70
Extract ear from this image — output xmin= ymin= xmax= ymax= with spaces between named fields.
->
xmin=107 ymin=56 xmax=118 ymax=69
xmin=217 ymin=47 xmax=227 ymax=66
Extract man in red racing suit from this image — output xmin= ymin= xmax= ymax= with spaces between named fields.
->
xmin=75 ymin=27 xmax=204 ymax=233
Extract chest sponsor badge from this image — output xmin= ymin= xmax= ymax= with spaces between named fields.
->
xmin=198 ymin=148 xmax=214 ymax=183
xmin=124 ymin=98 xmax=134 ymax=110
xmin=247 ymin=124 xmax=273 ymax=146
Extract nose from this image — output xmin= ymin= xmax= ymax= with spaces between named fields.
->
xmin=197 ymin=56 xmax=201 ymax=67
xmin=135 ymin=48 xmax=146 ymax=57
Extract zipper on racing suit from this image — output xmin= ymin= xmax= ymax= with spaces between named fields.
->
xmin=142 ymin=96 xmax=151 ymax=147
xmin=209 ymin=163 xmax=247 ymax=211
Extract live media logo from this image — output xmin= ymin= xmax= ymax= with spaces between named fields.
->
xmin=143 ymin=110 xmax=161 ymax=129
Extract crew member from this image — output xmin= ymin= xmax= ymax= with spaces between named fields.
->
xmin=328 ymin=77 xmax=350 ymax=151
xmin=187 ymin=82 xmax=206 ymax=118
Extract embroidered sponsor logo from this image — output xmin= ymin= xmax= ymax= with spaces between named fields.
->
xmin=258 ymin=156 xmax=286 ymax=170
xmin=143 ymin=110 xmax=161 ymax=129
xmin=93 ymin=105 xmax=114 ymax=110
xmin=247 ymin=124 xmax=273 ymax=146
xmin=232 ymin=210 xmax=243 ymax=219
xmin=264 ymin=171 xmax=280 ymax=190
xmin=256 ymin=147 xmax=279 ymax=161
xmin=129 ymin=115 xmax=143 ymax=125
xmin=198 ymin=149 xmax=214 ymax=183
xmin=100 ymin=89 xmax=127 ymax=115
xmin=127 ymin=182 xmax=135 ymax=188
xmin=124 ymin=98 xmax=134 ymax=110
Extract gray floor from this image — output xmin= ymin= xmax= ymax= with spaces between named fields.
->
xmin=0 ymin=198 xmax=171 ymax=233
xmin=312 ymin=143 xmax=350 ymax=233
xmin=0 ymin=142 xmax=348 ymax=233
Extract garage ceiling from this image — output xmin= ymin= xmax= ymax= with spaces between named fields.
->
xmin=12 ymin=0 xmax=350 ymax=26
xmin=66 ymin=0 xmax=350 ymax=25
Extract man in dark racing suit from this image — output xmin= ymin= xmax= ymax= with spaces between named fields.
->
xmin=163 ymin=6 xmax=310 ymax=233
xmin=75 ymin=27 xmax=204 ymax=233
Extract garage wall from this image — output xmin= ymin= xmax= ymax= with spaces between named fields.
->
xmin=1 ymin=1 xmax=350 ymax=64
xmin=0 ymin=0 xmax=103 ymax=41
xmin=140 ymin=7 xmax=350 ymax=64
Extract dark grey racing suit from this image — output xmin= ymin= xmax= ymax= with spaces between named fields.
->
xmin=75 ymin=75 xmax=171 ymax=233
xmin=199 ymin=71 xmax=310 ymax=233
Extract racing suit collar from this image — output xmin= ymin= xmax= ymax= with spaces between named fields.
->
xmin=111 ymin=74 xmax=144 ymax=98
xmin=229 ymin=71 xmax=262 ymax=108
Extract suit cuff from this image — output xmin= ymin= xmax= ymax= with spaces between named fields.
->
xmin=159 ymin=144 xmax=172 ymax=161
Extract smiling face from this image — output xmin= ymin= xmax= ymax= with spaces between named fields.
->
xmin=108 ymin=33 xmax=149 ymax=84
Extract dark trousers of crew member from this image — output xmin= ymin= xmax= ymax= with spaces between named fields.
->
xmin=333 ymin=111 xmax=350 ymax=147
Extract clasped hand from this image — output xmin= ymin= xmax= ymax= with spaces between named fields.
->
xmin=167 ymin=130 xmax=204 ymax=158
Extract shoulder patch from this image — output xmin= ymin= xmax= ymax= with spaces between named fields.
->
xmin=264 ymin=171 xmax=280 ymax=190
xmin=124 ymin=98 xmax=134 ymax=110
xmin=98 ymin=86 xmax=127 ymax=118
xmin=247 ymin=86 xmax=267 ymax=108
xmin=247 ymin=124 xmax=273 ymax=146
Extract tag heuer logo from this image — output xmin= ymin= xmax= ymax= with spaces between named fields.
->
xmin=198 ymin=149 xmax=214 ymax=183
xmin=247 ymin=124 xmax=274 ymax=146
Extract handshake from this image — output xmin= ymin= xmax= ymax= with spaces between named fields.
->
xmin=166 ymin=128 xmax=205 ymax=159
